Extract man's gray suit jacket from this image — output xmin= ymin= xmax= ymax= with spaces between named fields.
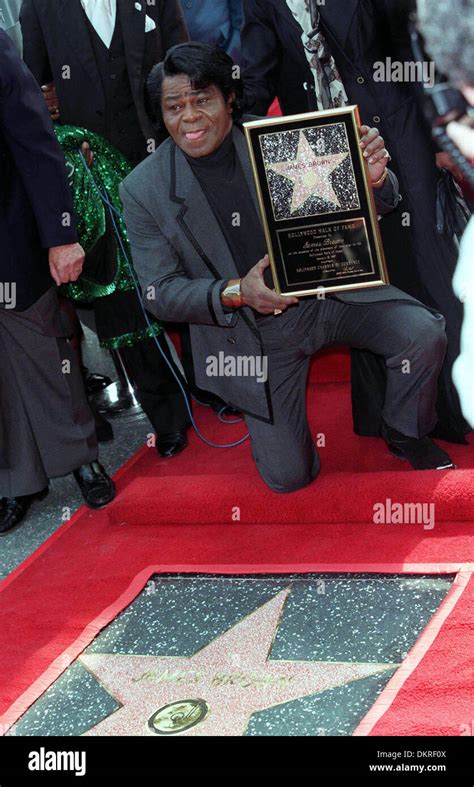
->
xmin=120 ymin=122 xmax=424 ymax=424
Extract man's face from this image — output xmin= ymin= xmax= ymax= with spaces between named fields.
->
xmin=161 ymin=74 xmax=234 ymax=158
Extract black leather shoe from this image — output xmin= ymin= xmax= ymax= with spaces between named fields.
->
xmin=83 ymin=368 xmax=113 ymax=396
xmin=194 ymin=392 xmax=240 ymax=417
xmin=211 ymin=402 xmax=242 ymax=417
xmin=91 ymin=405 xmax=114 ymax=443
xmin=73 ymin=462 xmax=116 ymax=509
xmin=157 ymin=430 xmax=188 ymax=459
xmin=381 ymin=422 xmax=456 ymax=470
xmin=0 ymin=488 xmax=48 ymax=537
xmin=206 ymin=396 xmax=242 ymax=417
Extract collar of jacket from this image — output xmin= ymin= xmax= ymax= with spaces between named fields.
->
xmin=168 ymin=124 xmax=261 ymax=277
xmin=169 ymin=123 xmax=259 ymax=211
xmin=167 ymin=123 xmax=263 ymax=331
xmin=274 ymin=0 xmax=359 ymax=50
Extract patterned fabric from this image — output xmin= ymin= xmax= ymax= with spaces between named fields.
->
xmin=55 ymin=124 xmax=163 ymax=349
xmin=0 ymin=0 xmax=22 ymax=30
xmin=0 ymin=0 xmax=23 ymax=52
xmin=285 ymin=0 xmax=348 ymax=110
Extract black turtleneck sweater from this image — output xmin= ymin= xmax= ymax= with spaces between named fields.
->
xmin=184 ymin=127 xmax=271 ymax=287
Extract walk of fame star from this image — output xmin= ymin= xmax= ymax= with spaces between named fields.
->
xmin=79 ymin=589 xmax=397 ymax=736
xmin=267 ymin=131 xmax=349 ymax=214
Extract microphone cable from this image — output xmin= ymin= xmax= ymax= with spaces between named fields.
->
xmin=78 ymin=149 xmax=251 ymax=449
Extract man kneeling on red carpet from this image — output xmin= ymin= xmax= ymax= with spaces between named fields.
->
xmin=120 ymin=43 xmax=455 ymax=493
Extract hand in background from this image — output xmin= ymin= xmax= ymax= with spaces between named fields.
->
xmin=359 ymin=125 xmax=390 ymax=185
xmin=240 ymin=255 xmax=298 ymax=315
xmin=447 ymin=118 xmax=474 ymax=161
xmin=41 ymin=82 xmax=60 ymax=121
xmin=81 ymin=141 xmax=94 ymax=168
xmin=49 ymin=243 xmax=85 ymax=285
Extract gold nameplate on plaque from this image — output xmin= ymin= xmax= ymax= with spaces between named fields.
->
xmin=243 ymin=107 xmax=390 ymax=297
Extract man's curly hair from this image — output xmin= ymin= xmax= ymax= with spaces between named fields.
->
xmin=146 ymin=42 xmax=244 ymax=135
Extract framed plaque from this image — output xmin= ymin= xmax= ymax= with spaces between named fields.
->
xmin=243 ymin=107 xmax=390 ymax=297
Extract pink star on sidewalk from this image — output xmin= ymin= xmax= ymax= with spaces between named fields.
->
xmin=80 ymin=589 xmax=396 ymax=736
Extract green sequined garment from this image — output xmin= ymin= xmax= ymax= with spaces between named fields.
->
xmin=55 ymin=125 xmax=162 ymax=348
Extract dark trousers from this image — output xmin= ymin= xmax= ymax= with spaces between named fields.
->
xmin=0 ymin=289 xmax=97 ymax=497
xmin=119 ymin=332 xmax=191 ymax=435
xmin=93 ymin=288 xmax=190 ymax=436
xmin=245 ymin=297 xmax=447 ymax=493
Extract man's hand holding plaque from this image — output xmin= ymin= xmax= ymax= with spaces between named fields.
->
xmin=221 ymin=255 xmax=299 ymax=315
xmin=243 ymin=107 xmax=391 ymax=298
xmin=240 ymin=255 xmax=299 ymax=315
xmin=222 ymin=125 xmax=391 ymax=316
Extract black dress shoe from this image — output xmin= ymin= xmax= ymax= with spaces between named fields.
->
xmin=73 ymin=462 xmax=116 ymax=509
xmin=194 ymin=392 xmax=241 ymax=417
xmin=381 ymin=422 xmax=456 ymax=470
xmin=82 ymin=368 xmax=113 ymax=396
xmin=0 ymin=488 xmax=48 ymax=537
xmin=210 ymin=402 xmax=242 ymax=417
xmin=156 ymin=430 xmax=188 ymax=459
xmin=91 ymin=404 xmax=114 ymax=443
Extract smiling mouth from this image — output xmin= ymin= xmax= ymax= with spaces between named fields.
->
xmin=185 ymin=129 xmax=207 ymax=141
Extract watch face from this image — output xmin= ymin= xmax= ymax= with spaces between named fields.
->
xmin=222 ymin=280 xmax=243 ymax=308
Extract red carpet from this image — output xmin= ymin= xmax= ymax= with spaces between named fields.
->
xmin=0 ymin=349 xmax=473 ymax=735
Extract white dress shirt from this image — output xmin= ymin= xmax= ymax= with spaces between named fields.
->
xmin=81 ymin=0 xmax=117 ymax=48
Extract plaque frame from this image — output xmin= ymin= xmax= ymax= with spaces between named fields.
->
xmin=243 ymin=107 xmax=390 ymax=297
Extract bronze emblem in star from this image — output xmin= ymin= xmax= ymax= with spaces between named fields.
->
xmin=79 ymin=589 xmax=396 ymax=736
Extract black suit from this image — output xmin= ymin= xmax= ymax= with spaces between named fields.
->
xmin=242 ymin=0 xmax=418 ymax=118
xmin=0 ymin=30 xmax=77 ymax=311
xmin=19 ymin=0 xmax=192 ymax=438
xmin=0 ymin=31 xmax=96 ymax=494
xmin=241 ymin=0 xmax=470 ymax=443
xmin=20 ymin=0 xmax=188 ymax=154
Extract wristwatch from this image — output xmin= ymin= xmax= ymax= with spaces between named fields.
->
xmin=221 ymin=278 xmax=246 ymax=309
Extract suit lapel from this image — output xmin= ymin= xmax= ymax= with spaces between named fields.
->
xmin=171 ymin=140 xmax=240 ymax=281
xmin=58 ymin=0 xmax=100 ymax=86
xmin=118 ymin=0 xmax=146 ymax=103
xmin=273 ymin=0 xmax=359 ymax=51
xmin=319 ymin=0 xmax=359 ymax=49
xmin=272 ymin=0 xmax=309 ymax=60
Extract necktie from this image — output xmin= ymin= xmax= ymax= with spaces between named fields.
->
xmin=81 ymin=0 xmax=117 ymax=49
